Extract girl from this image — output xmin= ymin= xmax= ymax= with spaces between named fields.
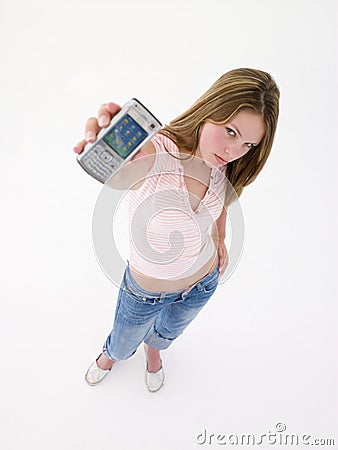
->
xmin=73 ymin=68 xmax=280 ymax=392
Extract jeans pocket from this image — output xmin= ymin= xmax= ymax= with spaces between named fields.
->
xmin=198 ymin=272 xmax=220 ymax=294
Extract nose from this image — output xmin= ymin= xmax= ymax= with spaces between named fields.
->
xmin=223 ymin=143 xmax=241 ymax=160
xmin=223 ymin=147 xmax=231 ymax=160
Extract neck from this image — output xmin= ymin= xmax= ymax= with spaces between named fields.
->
xmin=179 ymin=146 xmax=206 ymax=167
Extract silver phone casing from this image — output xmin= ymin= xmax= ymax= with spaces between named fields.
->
xmin=77 ymin=98 xmax=162 ymax=183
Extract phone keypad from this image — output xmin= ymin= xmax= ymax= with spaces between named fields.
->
xmin=100 ymin=151 xmax=114 ymax=163
xmin=82 ymin=145 xmax=122 ymax=182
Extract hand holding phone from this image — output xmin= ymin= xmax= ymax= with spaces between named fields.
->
xmin=73 ymin=102 xmax=122 ymax=154
xmin=74 ymin=99 xmax=162 ymax=183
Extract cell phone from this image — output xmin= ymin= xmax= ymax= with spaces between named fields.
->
xmin=77 ymin=98 xmax=162 ymax=183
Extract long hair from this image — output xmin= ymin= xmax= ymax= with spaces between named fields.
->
xmin=159 ymin=68 xmax=280 ymax=207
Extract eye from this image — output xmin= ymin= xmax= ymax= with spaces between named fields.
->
xmin=226 ymin=127 xmax=236 ymax=137
xmin=227 ymin=127 xmax=256 ymax=150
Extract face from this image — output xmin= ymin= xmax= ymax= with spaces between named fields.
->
xmin=196 ymin=110 xmax=266 ymax=168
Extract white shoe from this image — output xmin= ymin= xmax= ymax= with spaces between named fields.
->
xmin=85 ymin=354 xmax=113 ymax=386
xmin=144 ymin=344 xmax=164 ymax=392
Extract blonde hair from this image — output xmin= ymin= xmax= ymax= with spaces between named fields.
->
xmin=159 ymin=68 xmax=280 ymax=207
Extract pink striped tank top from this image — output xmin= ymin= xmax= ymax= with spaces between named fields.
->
xmin=127 ymin=133 xmax=227 ymax=280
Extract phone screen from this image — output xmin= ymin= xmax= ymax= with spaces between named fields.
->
xmin=103 ymin=114 xmax=148 ymax=159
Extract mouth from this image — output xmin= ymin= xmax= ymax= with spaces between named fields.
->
xmin=214 ymin=154 xmax=228 ymax=165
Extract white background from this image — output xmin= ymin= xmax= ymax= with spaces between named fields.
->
xmin=0 ymin=0 xmax=337 ymax=449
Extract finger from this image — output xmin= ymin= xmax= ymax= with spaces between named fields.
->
xmin=97 ymin=102 xmax=121 ymax=128
xmin=106 ymin=101 xmax=122 ymax=116
xmin=73 ymin=138 xmax=87 ymax=154
xmin=85 ymin=117 xmax=100 ymax=142
xmin=220 ymin=259 xmax=227 ymax=273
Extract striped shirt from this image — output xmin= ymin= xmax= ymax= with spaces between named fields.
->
xmin=127 ymin=133 xmax=227 ymax=280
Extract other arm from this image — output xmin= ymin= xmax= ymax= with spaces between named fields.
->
xmin=211 ymin=206 xmax=227 ymax=240
xmin=211 ymin=206 xmax=228 ymax=274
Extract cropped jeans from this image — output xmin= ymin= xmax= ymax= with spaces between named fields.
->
xmin=102 ymin=259 xmax=220 ymax=361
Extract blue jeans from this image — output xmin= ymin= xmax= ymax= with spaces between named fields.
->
xmin=102 ymin=259 xmax=220 ymax=361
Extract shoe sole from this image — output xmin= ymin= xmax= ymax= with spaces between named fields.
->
xmin=85 ymin=373 xmax=110 ymax=386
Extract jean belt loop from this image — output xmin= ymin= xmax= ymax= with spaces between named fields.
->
xmin=182 ymin=282 xmax=196 ymax=297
